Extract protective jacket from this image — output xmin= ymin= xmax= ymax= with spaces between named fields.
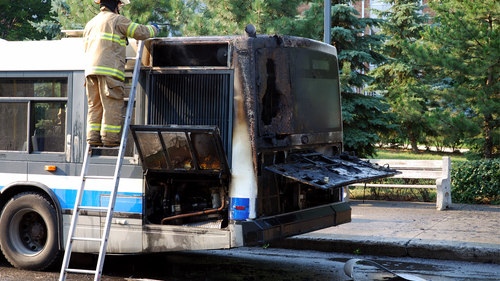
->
xmin=83 ymin=7 xmax=157 ymax=145
xmin=83 ymin=7 xmax=157 ymax=81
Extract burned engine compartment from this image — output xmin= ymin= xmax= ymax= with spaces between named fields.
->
xmin=131 ymin=126 xmax=230 ymax=228
xmin=145 ymin=175 xmax=228 ymax=228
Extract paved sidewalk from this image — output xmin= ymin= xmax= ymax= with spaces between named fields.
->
xmin=272 ymin=200 xmax=500 ymax=264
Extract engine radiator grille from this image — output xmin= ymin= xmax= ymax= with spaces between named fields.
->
xmin=147 ymin=72 xmax=233 ymax=158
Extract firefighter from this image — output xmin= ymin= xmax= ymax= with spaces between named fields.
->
xmin=84 ymin=0 xmax=159 ymax=147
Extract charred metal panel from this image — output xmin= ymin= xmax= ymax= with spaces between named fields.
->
xmin=257 ymin=152 xmax=283 ymax=216
xmin=229 ymin=35 xmax=260 ymax=216
xmin=265 ymin=151 xmax=400 ymax=190
xmin=143 ymin=224 xmax=230 ymax=252
xmin=241 ymin=201 xmax=351 ymax=246
xmin=152 ymin=43 xmax=229 ymax=67
xmin=255 ymin=47 xmax=294 ymax=136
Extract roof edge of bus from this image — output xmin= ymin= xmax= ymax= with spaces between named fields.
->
xmin=0 ymin=37 xmax=86 ymax=72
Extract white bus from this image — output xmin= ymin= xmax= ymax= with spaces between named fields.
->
xmin=0 ymin=29 xmax=396 ymax=271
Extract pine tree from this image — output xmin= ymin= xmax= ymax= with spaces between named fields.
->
xmin=368 ymin=0 xmax=430 ymax=153
xmin=411 ymin=0 xmax=500 ymax=159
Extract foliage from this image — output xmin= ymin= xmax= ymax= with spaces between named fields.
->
xmin=122 ymin=0 xmax=192 ymax=36
xmin=180 ymin=0 xmax=302 ymax=36
xmin=368 ymin=0 xmax=431 ymax=153
xmin=0 ymin=0 xmax=53 ymax=40
xmin=451 ymin=160 xmax=500 ymax=204
xmin=369 ymin=148 xmax=467 ymax=162
xmin=31 ymin=0 xmax=107 ymax=39
xmin=349 ymin=184 xmax=436 ymax=202
xmin=410 ymin=0 xmax=500 ymax=159
xmin=342 ymin=91 xmax=398 ymax=158
xmin=32 ymin=0 xmax=189 ymax=38
xmin=424 ymin=106 xmax=479 ymax=153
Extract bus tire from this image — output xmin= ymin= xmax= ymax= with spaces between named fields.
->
xmin=0 ymin=191 xmax=61 ymax=271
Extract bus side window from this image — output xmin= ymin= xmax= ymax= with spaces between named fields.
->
xmin=0 ymin=102 xmax=28 ymax=151
xmin=32 ymin=103 xmax=66 ymax=152
xmin=0 ymin=78 xmax=68 ymax=152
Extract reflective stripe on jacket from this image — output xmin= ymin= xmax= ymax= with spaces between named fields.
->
xmin=84 ymin=8 xmax=158 ymax=81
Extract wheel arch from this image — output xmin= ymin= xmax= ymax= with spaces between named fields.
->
xmin=0 ymin=182 xmax=64 ymax=251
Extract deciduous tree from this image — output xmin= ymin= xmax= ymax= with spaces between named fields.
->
xmin=0 ymin=0 xmax=52 ymax=40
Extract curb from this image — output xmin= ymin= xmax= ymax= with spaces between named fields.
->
xmin=270 ymin=235 xmax=500 ymax=264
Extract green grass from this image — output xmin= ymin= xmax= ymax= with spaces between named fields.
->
xmin=368 ymin=148 xmax=467 ymax=163
xmin=349 ymin=187 xmax=437 ymax=202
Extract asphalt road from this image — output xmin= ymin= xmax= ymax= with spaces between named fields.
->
xmin=1 ymin=247 xmax=499 ymax=281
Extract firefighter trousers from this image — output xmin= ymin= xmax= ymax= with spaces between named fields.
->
xmin=85 ymin=75 xmax=124 ymax=145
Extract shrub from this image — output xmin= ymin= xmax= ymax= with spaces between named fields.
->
xmin=451 ymin=160 xmax=500 ymax=204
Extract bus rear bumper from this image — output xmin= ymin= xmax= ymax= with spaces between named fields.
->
xmin=240 ymin=201 xmax=351 ymax=246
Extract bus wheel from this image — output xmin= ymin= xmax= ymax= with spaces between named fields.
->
xmin=0 ymin=192 xmax=61 ymax=271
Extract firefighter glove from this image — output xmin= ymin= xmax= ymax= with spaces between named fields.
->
xmin=149 ymin=23 xmax=160 ymax=35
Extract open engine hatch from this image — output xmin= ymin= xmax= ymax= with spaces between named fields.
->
xmin=130 ymin=125 xmax=230 ymax=176
xmin=265 ymin=151 xmax=400 ymax=189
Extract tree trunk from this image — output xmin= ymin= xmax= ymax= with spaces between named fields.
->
xmin=484 ymin=114 xmax=493 ymax=160
xmin=407 ymin=124 xmax=419 ymax=154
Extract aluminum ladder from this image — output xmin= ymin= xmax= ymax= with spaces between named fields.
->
xmin=59 ymin=40 xmax=145 ymax=281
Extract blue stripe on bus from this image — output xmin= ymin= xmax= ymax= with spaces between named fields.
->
xmin=53 ymin=189 xmax=142 ymax=213
xmin=229 ymin=197 xmax=250 ymax=220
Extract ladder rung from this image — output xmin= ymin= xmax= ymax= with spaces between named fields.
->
xmin=83 ymin=175 xmax=114 ymax=180
xmin=78 ymin=206 xmax=108 ymax=212
xmin=72 ymin=236 xmax=103 ymax=242
xmin=65 ymin=268 xmax=97 ymax=275
xmin=126 ymin=57 xmax=137 ymax=60
xmin=90 ymin=146 xmax=120 ymax=150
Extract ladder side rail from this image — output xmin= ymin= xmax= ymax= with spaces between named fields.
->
xmin=59 ymin=144 xmax=93 ymax=281
xmin=93 ymin=40 xmax=145 ymax=281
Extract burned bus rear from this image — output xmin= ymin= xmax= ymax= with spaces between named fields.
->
xmin=132 ymin=31 xmax=397 ymax=247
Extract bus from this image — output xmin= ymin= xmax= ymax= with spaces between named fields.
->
xmin=0 ymin=27 xmax=397 ymax=271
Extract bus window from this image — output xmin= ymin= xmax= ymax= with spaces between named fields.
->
xmin=0 ymin=78 xmax=68 ymax=152
xmin=0 ymin=103 xmax=27 ymax=151
xmin=33 ymin=102 xmax=66 ymax=152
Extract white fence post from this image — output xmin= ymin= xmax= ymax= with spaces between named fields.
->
xmin=436 ymin=156 xmax=452 ymax=210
